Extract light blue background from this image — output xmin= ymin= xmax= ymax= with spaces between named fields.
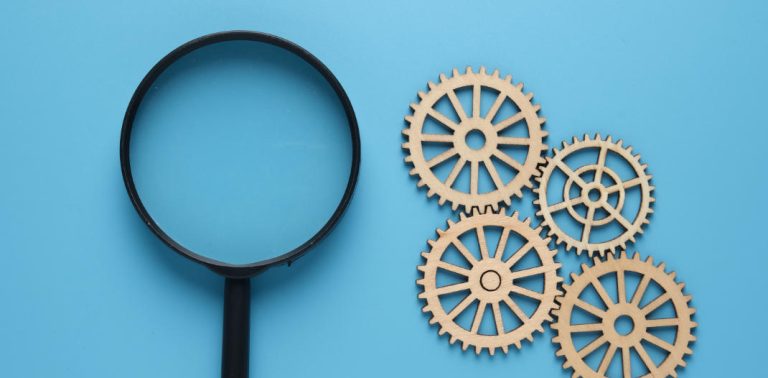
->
xmin=1 ymin=1 xmax=766 ymax=377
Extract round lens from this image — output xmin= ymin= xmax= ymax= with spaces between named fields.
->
xmin=128 ymin=40 xmax=353 ymax=266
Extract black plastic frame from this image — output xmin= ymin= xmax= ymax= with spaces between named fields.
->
xmin=120 ymin=31 xmax=361 ymax=279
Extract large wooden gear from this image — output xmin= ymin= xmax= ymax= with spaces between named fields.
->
xmin=534 ymin=134 xmax=654 ymax=257
xmin=403 ymin=67 xmax=548 ymax=213
xmin=552 ymin=252 xmax=696 ymax=378
xmin=417 ymin=208 xmax=562 ymax=355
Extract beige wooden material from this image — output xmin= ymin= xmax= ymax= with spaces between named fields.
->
xmin=417 ymin=207 xmax=562 ymax=355
xmin=534 ymin=134 xmax=654 ymax=257
xmin=552 ymin=252 xmax=696 ymax=378
xmin=403 ymin=67 xmax=548 ymax=213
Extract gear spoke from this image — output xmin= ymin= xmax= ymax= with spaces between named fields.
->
xmin=509 ymin=264 xmax=558 ymax=280
xmin=452 ymin=238 xmax=478 ymax=266
xmin=642 ymin=292 xmax=670 ymax=315
xmin=421 ymin=133 xmax=454 ymax=143
xmin=617 ymin=269 xmax=627 ymax=303
xmin=591 ymin=277 xmax=615 ymax=307
xmin=622 ymin=346 xmax=632 ymax=378
xmin=581 ymin=207 xmax=596 ymax=243
xmin=606 ymin=176 xmax=644 ymax=194
xmin=444 ymin=158 xmax=467 ymax=189
xmin=426 ymin=107 xmax=460 ymax=131
xmin=436 ymin=261 xmax=470 ymax=277
xmin=594 ymin=145 xmax=608 ymax=183
xmin=568 ymin=322 xmax=603 ymax=333
xmin=492 ymin=302 xmax=505 ymax=336
xmin=497 ymin=136 xmax=530 ymax=146
xmin=470 ymin=302 xmax=486 ymax=333
xmin=548 ymin=196 xmax=586 ymax=213
xmin=598 ymin=343 xmax=618 ymax=375
xmin=470 ymin=160 xmax=480 ymax=195
xmin=578 ymin=335 xmax=608 ymax=358
xmin=493 ymin=150 xmax=523 ymax=172
xmin=427 ymin=148 xmax=458 ymax=168
xmin=631 ymin=275 xmax=651 ymax=305
xmin=643 ymin=332 xmax=675 ymax=353
xmin=485 ymin=92 xmax=506 ymax=123
xmin=448 ymin=294 xmax=476 ymax=319
xmin=434 ymin=282 xmax=472 ymax=296
xmin=504 ymin=241 xmax=533 ymax=268
xmin=493 ymin=228 xmax=510 ymax=260
xmin=476 ymin=226 xmax=490 ymax=260
xmin=645 ymin=318 xmax=679 ymax=328
xmin=634 ymin=342 xmax=659 ymax=375
xmin=446 ymin=89 xmax=468 ymax=122
xmin=603 ymin=203 xmax=633 ymax=230
xmin=483 ymin=158 xmax=505 ymax=190
xmin=472 ymin=84 xmax=481 ymax=118
xmin=555 ymin=160 xmax=590 ymax=188
xmin=509 ymin=285 xmax=544 ymax=301
xmin=503 ymin=296 xmax=529 ymax=322
xmin=574 ymin=298 xmax=606 ymax=319
xmin=494 ymin=111 xmax=525 ymax=133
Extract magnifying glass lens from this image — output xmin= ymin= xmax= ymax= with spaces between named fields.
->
xmin=129 ymin=41 xmax=352 ymax=265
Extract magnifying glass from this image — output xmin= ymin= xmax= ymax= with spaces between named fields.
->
xmin=120 ymin=31 xmax=360 ymax=377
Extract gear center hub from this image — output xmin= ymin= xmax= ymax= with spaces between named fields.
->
xmin=582 ymin=183 xmax=607 ymax=206
xmin=465 ymin=129 xmax=486 ymax=150
xmin=480 ymin=270 xmax=502 ymax=291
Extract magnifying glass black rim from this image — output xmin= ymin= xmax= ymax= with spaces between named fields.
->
xmin=120 ymin=30 xmax=360 ymax=279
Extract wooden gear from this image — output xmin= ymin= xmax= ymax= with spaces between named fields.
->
xmin=403 ymin=67 xmax=548 ymax=213
xmin=534 ymin=134 xmax=654 ymax=257
xmin=417 ymin=208 xmax=562 ymax=355
xmin=552 ymin=252 xmax=696 ymax=377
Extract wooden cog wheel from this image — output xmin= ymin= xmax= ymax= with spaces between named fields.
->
xmin=403 ymin=66 xmax=548 ymax=213
xmin=535 ymin=134 xmax=654 ymax=256
xmin=552 ymin=252 xmax=697 ymax=378
xmin=417 ymin=208 xmax=562 ymax=355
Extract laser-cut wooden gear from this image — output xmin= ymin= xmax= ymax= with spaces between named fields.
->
xmin=552 ymin=252 xmax=696 ymax=378
xmin=534 ymin=134 xmax=654 ymax=257
xmin=417 ymin=208 xmax=562 ymax=355
xmin=403 ymin=67 xmax=548 ymax=213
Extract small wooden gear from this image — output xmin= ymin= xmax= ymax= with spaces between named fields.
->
xmin=534 ymin=134 xmax=654 ymax=256
xmin=417 ymin=208 xmax=562 ymax=355
xmin=552 ymin=252 xmax=696 ymax=377
xmin=403 ymin=66 xmax=548 ymax=212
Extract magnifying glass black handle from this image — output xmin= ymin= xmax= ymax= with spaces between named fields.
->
xmin=222 ymin=278 xmax=251 ymax=378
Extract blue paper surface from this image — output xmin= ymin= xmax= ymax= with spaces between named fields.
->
xmin=0 ymin=0 xmax=766 ymax=376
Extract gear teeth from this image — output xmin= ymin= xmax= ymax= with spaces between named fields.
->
xmin=404 ymin=115 xmax=413 ymax=124
xmin=409 ymin=102 xmax=418 ymax=111
xmin=417 ymin=179 xmax=426 ymax=187
xmin=465 ymin=66 xmax=472 ymax=74
xmin=606 ymin=135 xmax=613 ymax=143
xmin=439 ymin=73 xmax=448 ymax=82
xmin=515 ymin=82 xmax=524 ymax=91
xmin=401 ymin=142 xmax=409 ymax=150
xmin=452 ymin=68 xmax=460 ymax=77
xmin=479 ymin=66 xmax=487 ymax=74
xmin=427 ymin=81 xmax=437 ymax=90
xmin=417 ymin=91 xmax=427 ymax=100
xmin=504 ymin=75 xmax=512 ymax=82
xmin=492 ymin=69 xmax=500 ymax=78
